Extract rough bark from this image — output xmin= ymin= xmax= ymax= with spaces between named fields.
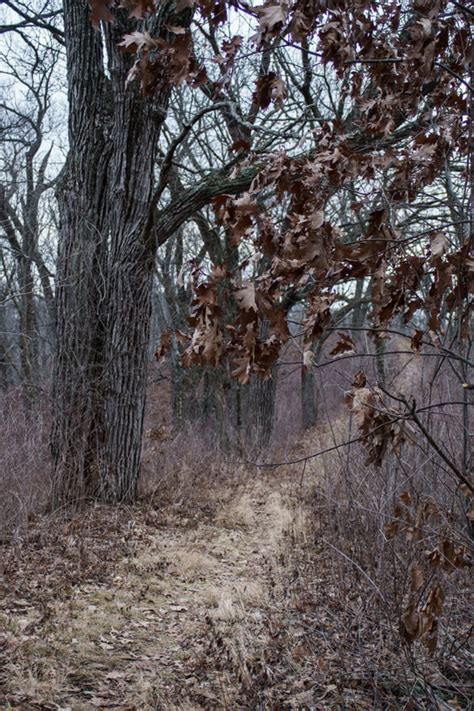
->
xmin=244 ymin=372 xmax=276 ymax=453
xmin=51 ymin=1 xmax=261 ymax=507
xmin=51 ymin=1 xmax=188 ymax=507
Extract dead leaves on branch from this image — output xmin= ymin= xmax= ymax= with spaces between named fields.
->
xmin=88 ymin=0 xmax=238 ymax=30
xmin=88 ymin=0 xmax=157 ymax=29
xmin=384 ymin=488 xmax=472 ymax=654
xmin=329 ymin=331 xmax=355 ymax=356
xmin=90 ymin=0 xmax=469 ymax=120
xmin=163 ymin=171 xmax=468 ymax=384
xmin=92 ymin=1 xmax=471 ymax=378
xmin=121 ymin=30 xmax=207 ymax=93
xmin=253 ymin=72 xmax=287 ymax=110
xmin=345 ymin=373 xmax=417 ymax=466
xmin=175 ymin=263 xmax=290 ymax=384
xmin=400 ymin=582 xmax=445 ymax=654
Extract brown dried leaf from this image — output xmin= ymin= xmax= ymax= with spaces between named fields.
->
xmin=410 ymin=329 xmax=424 ymax=351
xmin=400 ymin=490 xmax=412 ymax=506
xmin=253 ymin=72 xmax=287 ymax=110
xmin=400 ymin=602 xmax=419 ymax=643
xmin=352 ymin=370 xmax=366 ymax=388
xmin=410 ymin=565 xmax=424 ymax=593
xmin=384 ymin=520 xmax=399 ymax=539
xmin=330 ymin=332 xmax=355 ymax=357
xmin=88 ymin=0 xmax=114 ymax=29
xmin=236 ymin=283 xmax=257 ymax=312
xmin=430 ymin=232 xmax=448 ymax=257
xmin=255 ymin=4 xmax=287 ymax=36
xmin=155 ymin=330 xmax=172 ymax=361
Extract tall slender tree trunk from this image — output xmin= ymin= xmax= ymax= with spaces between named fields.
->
xmin=351 ymin=277 xmax=366 ymax=330
xmin=17 ymin=254 xmax=38 ymax=396
xmin=374 ymin=333 xmax=386 ymax=387
xmin=242 ymin=323 xmax=277 ymax=454
xmin=301 ymin=366 xmax=318 ymax=429
xmin=51 ymin=1 xmax=189 ymax=507
xmin=0 ymin=285 xmax=11 ymax=391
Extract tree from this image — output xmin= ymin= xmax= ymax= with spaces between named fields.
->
xmin=50 ymin=0 xmax=261 ymax=504
xmin=179 ymin=2 xmax=471 ymax=387
xmin=51 ymin=2 xmax=189 ymax=505
xmin=0 ymin=27 xmax=59 ymax=397
xmin=48 ymin=0 xmax=471 ymax=505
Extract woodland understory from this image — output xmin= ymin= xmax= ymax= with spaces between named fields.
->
xmin=1 ymin=348 xmax=472 ymax=710
xmin=0 ymin=0 xmax=472 ymax=709
xmin=1 ymin=464 xmax=472 ymax=711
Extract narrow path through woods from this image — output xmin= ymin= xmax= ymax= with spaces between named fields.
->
xmin=1 ymin=472 xmax=307 ymax=710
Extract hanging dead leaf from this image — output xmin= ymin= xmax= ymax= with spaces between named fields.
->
xmin=330 ymin=332 xmax=355 ymax=356
xmin=400 ymin=601 xmax=419 ymax=643
xmin=88 ymin=0 xmax=114 ymax=28
xmin=410 ymin=565 xmax=424 ymax=593
xmin=155 ymin=331 xmax=172 ymax=361
xmin=430 ymin=232 xmax=448 ymax=257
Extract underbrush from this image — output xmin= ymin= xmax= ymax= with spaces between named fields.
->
xmin=229 ymin=339 xmax=473 ymax=709
xmin=253 ymin=405 xmax=472 ymax=709
xmin=1 ymin=349 xmax=471 ymax=708
xmin=0 ymin=390 xmax=51 ymax=543
xmin=0 ymin=378 xmax=253 ymax=540
xmin=141 ymin=421 xmax=253 ymax=520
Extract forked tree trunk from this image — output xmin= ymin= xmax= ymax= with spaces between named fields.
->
xmin=51 ymin=1 xmax=189 ymax=507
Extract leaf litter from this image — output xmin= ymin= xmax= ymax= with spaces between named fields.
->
xmin=1 ymin=465 xmax=471 ymax=709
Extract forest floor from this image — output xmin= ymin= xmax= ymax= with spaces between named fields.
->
xmin=1 ymin=467 xmax=319 ymax=710
xmin=1 ymin=457 xmax=469 ymax=710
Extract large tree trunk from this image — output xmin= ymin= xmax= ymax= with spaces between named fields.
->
xmin=51 ymin=0 xmax=112 ymax=505
xmin=244 ymin=372 xmax=276 ymax=453
xmin=51 ymin=1 xmax=187 ymax=507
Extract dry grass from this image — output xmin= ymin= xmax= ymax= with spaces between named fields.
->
xmin=166 ymin=549 xmax=218 ymax=581
xmin=0 ymin=462 xmax=291 ymax=710
xmin=215 ymin=493 xmax=256 ymax=529
xmin=1 ymin=347 xmax=471 ymax=709
xmin=243 ymin=362 xmax=473 ymax=709
xmin=204 ymin=580 xmax=267 ymax=622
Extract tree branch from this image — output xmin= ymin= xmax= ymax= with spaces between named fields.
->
xmin=152 ymin=165 xmax=258 ymax=245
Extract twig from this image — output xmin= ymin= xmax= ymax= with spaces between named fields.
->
xmin=380 ymin=388 xmax=474 ymax=493
xmin=249 ymin=415 xmax=408 ymax=468
xmin=321 ymin=537 xmax=387 ymax=603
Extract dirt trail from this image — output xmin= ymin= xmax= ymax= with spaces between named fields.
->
xmin=1 ymin=474 xmax=297 ymax=710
